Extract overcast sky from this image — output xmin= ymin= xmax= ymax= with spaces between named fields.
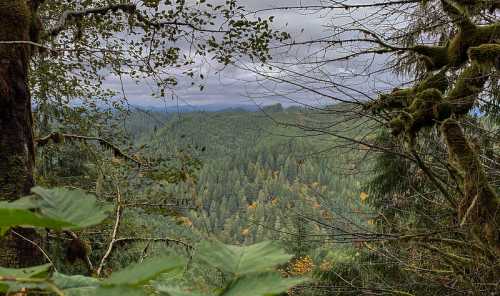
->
xmin=105 ymin=0 xmax=399 ymax=110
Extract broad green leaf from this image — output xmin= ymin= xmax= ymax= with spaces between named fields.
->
xmin=0 ymin=186 xmax=111 ymax=234
xmin=157 ymin=286 xmax=212 ymax=296
xmin=52 ymin=272 xmax=100 ymax=289
xmin=196 ymin=240 xmax=292 ymax=275
xmin=94 ymin=286 xmax=148 ymax=296
xmin=0 ymin=208 xmax=73 ymax=231
xmin=103 ymin=255 xmax=185 ymax=286
xmin=222 ymin=272 xmax=308 ymax=296
xmin=0 ymin=263 xmax=51 ymax=278
xmin=0 ymin=196 xmax=37 ymax=209
xmin=52 ymin=274 xmax=148 ymax=296
xmin=0 ymin=264 xmax=52 ymax=292
xmin=61 ymin=287 xmax=98 ymax=296
xmin=32 ymin=186 xmax=112 ymax=229
xmin=64 ymin=286 xmax=147 ymax=296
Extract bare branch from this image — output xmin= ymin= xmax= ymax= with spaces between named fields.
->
xmin=36 ymin=133 xmax=145 ymax=167
xmin=247 ymin=0 xmax=420 ymax=14
xmin=44 ymin=3 xmax=227 ymax=38
xmin=96 ymin=179 xmax=123 ymax=277
xmin=11 ymin=230 xmax=57 ymax=272
xmin=354 ymin=28 xmax=410 ymax=52
xmin=45 ymin=4 xmax=137 ymax=37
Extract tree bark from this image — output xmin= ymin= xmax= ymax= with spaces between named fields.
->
xmin=0 ymin=0 xmax=43 ymax=268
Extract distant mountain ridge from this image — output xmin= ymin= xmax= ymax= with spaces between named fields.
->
xmin=133 ymin=103 xmax=264 ymax=113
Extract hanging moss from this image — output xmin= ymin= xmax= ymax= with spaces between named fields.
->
xmin=413 ymin=45 xmax=449 ymax=71
xmin=387 ymin=89 xmax=443 ymax=140
xmin=367 ymin=70 xmax=449 ymax=113
xmin=449 ymin=22 xmax=500 ymax=67
xmin=408 ymin=89 xmax=442 ymax=113
xmin=412 ymin=21 xmax=499 ymax=70
xmin=372 ymin=69 xmax=449 ymax=137
xmin=447 ymin=30 xmax=469 ymax=67
xmin=367 ymin=88 xmax=413 ymax=113
xmin=406 ymin=88 xmax=444 ymax=133
xmin=389 ymin=113 xmax=411 ymax=137
xmin=441 ymin=119 xmax=499 ymax=248
xmin=375 ymin=0 xmax=500 ymax=252
xmin=415 ymin=69 xmax=449 ymax=93
xmin=447 ymin=63 xmax=488 ymax=114
xmin=468 ymin=43 xmax=500 ymax=69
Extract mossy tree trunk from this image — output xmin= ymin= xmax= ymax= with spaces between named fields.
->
xmin=0 ymin=0 xmax=43 ymax=268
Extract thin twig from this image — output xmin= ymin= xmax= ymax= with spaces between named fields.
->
xmin=11 ymin=230 xmax=57 ymax=273
xmin=45 ymin=3 xmax=227 ymax=38
xmin=96 ymin=178 xmax=123 ymax=277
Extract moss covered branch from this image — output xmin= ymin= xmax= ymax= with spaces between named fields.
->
xmin=412 ymin=21 xmax=499 ymax=71
xmin=366 ymin=70 xmax=448 ymax=114
xmin=468 ymin=43 xmax=500 ymax=69
xmin=365 ymin=0 xmax=499 ymax=250
xmin=36 ymin=133 xmax=145 ymax=167
xmin=441 ymin=119 xmax=499 ymax=249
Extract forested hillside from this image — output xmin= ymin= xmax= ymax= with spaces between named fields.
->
xmin=127 ymin=105 xmax=374 ymax=293
xmin=26 ymin=105 xmax=375 ymax=295
xmin=132 ymin=105 xmax=370 ymax=245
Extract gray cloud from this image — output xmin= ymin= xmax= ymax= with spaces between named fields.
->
xmin=103 ymin=0 xmax=405 ymax=109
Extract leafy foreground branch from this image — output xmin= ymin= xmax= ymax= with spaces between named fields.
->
xmin=0 ymin=187 xmax=307 ymax=295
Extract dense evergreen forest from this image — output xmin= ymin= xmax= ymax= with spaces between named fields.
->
xmin=128 ymin=105 xmax=370 ymax=246
xmin=0 ymin=0 xmax=498 ymax=295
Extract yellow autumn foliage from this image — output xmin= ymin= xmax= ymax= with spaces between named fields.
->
xmin=176 ymin=216 xmax=193 ymax=227
xmin=289 ymin=256 xmax=314 ymax=275
xmin=247 ymin=202 xmax=258 ymax=210
xmin=241 ymin=228 xmax=250 ymax=236
xmin=360 ymin=191 xmax=369 ymax=203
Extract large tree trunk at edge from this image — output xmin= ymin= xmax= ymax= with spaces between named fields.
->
xmin=0 ymin=0 xmax=43 ymax=268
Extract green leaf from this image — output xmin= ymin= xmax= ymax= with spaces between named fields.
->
xmin=52 ymin=272 xmax=100 ymax=289
xmin=103 ymin=255 xmax=185 ymax=287
xmin=0 ymin=264 xmax=52 ymax=292
xmin=0 ymin=263 xmax=51 ymax=278
xmin=0 ymin=196 xmax=38 ymax=209
xmin=32 ymin=187 xmax=112 ymax=229
xmin=0 ymin=187 xmax=111 ymax=234
xmin=157 ymin=286 xmax=213 ymax=296
xmin=64 ymin=286 xmax=147 ymax=296
xmin=196 ymin=240 xmax=292 ymax=275
xmin=222 ymin=272 xmax=308 ymax=296
xmin=0 ymin=208 xmax=73 ymax=231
